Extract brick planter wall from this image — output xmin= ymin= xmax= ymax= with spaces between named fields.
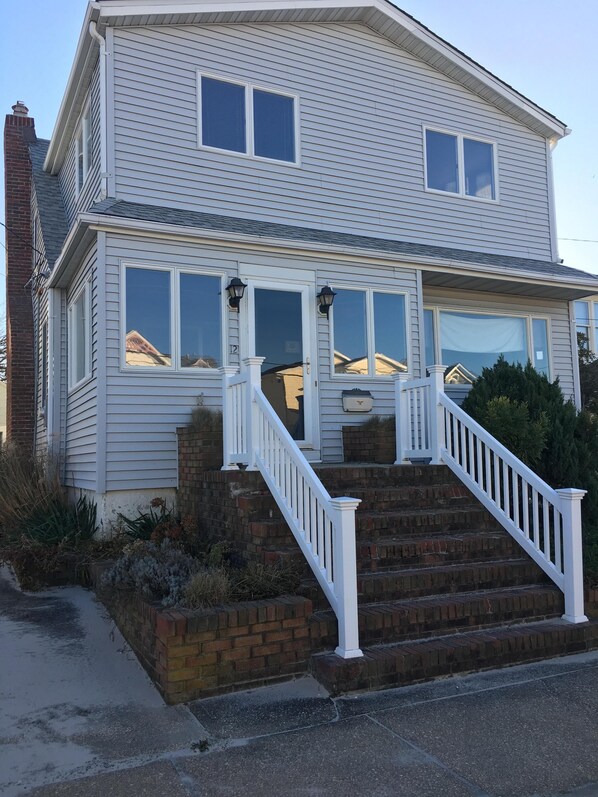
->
xmin=95 ymin=576 xmax=314 ymax=703
xmin=342 ymin=424 xmax=395 ymax=464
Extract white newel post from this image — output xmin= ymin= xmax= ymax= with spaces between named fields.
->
xmin=556 ymin=488 xmax=588 ymax=624
xmin=220 ymin=366 xmax=238 ymax=470
xmin=243 ymin=356 xmax=265 ymax=471
xmin=394 ymin=372 xmax=410 ymax=464
xmin=428 ymin=365 xmax=446 ymax=465
xmin=330 ymin=497 xmax=363 ymax=659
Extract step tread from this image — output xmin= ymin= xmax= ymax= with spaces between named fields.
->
xmin=311 ymin=583 xmax=563 ymax=622
xmin=357 ymin=556 xmax=536 ymax=579
xmin=318 ymin=618 xmax=598 ymax=660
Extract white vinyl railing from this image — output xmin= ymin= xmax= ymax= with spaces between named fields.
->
xmin=396 ymin=366 xmax=588 ymax=625
xmin=222 ymin=358 xmax=362 ymax=659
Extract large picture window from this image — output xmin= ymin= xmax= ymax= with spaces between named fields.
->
xmin=332 ymin=288 xmax=408 ymax=377
xmin=199 ymin=74 xmax=297 ymax=164
xmin=425 ymin=128 xmax=497 ymax=201
xmin=123 ymin=265 xmax=223 ymax=370
xmin=424 ymin=308 xmax=550 ymax=383
xmin=68 ymin=281 xmax=91 ymax=390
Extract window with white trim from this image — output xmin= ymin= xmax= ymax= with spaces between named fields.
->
xmin=68 ymin=282 xmax=91 ymax=389
xmin=425 ymin=128 xmax=497 ymax=201
xmin=123 ymin=265 xmax=223 ymax=370
xmin=574 ymin=299 xmax=598 ymax=356
xmin=423 ymin=307 xmax=550 ymax=383
xmin=199 ymin=74 xmax=297 ymax=164
xmin=75 ymin=104 xmax=92 ymax=194
xmin=332 ymin=288 xmax=408 ymax=377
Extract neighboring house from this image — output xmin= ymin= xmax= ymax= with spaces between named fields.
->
xmin=5 ymin=0 xmax=598 ymax=526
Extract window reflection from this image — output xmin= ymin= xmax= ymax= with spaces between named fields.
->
xmin=373 ymin=292 xmax=407 ymax=374
xmin=125 ymin=268 xmax=171 ymax=367
xmin=426 ymin=130 xmax=459 ymax=193
xmin=180 ymin=274 xmax=221 ymax=368
xmin=253 ymin=90 xmax=295 ymax=162
xmin=334 ymin=289 xmax=368 ymax=374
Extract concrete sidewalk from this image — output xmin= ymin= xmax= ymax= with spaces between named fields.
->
xmin=2 ymin=567 xmax=598 ymax=797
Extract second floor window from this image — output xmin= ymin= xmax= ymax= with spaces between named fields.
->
xmin=199 ymin=75 xmax=297 ymax=164
xmin=76 ymin=104 xmax=92 ymax=194
xmin=425 ymin=128 xmax=497 ymax=201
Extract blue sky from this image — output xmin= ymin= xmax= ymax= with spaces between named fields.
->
xmin=1 ymin=0 xmax=597 ymax=321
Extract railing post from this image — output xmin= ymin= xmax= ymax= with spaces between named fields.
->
xmin=219 ymin=366 xmax=238 ymax=471
xmin=393 ymin=372 xmax=410 ymax=464
xmin=428 ymin=364 xmax=446 ymax=465
xmin=243 ymin=356 xmax=265 ymax=471
xmin=556 ymin=488 xmax=588 ymax=624
xmin=330 ymin=497 xmax=363 ymax=659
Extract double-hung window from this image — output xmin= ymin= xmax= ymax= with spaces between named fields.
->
xmin=332 ymin=288 xmax=409 ymax=377
xmin=75 ymin=104 xmax=92 ymax=194
xmin=423 ymin=308 xmax=550 ymax=383
xmin=574 ymin=300 xmax=598 ymax=355
xmin=199 ymin=74 xmax=298 ymax=164
xmin=123 ymin=265 xmax=224 ymax=371
xmin=68 ymin=282 xmax=91 ymax=390
xmin=425 ymin=128 xmax=497 ymax=201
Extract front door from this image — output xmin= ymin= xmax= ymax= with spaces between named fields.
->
xmin=246 ymin=281 xmax=318 ymax=451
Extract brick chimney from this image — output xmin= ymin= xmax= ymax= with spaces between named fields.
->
xmin=4 ymin=101 xmax=36 ymax=452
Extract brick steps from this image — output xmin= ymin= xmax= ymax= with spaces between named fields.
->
xmin=314 ymin=464 xmax=458 ymax=490
xmin=311 ymin=619 xmax=598 ymax=695
xmin=357 ymin=558 xmax=549 ymax=602
xmin=328 ymin=482 xmax=474 ymax=511
xmin=355 ymin=505 xmax=498 ymax=538
xmin=357 ymin=530 xmax=520 ymax=571
xmin=309 ymin=584 xmax=564 ymax=648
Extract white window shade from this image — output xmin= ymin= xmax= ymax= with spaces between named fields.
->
xmin=440 ymin=312 xmax=526 ymax=354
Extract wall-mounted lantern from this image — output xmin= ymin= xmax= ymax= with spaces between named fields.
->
xmin=316 ymin=285 xmax=336 ymax=318
xmin=226 ymin=278 xmax=247 ymax=311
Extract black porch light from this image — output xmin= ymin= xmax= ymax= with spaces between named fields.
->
xmin=317 ymin=285 xmax=336 ymax=318
xmin=226 ymin=277 xmax=247 ymax=311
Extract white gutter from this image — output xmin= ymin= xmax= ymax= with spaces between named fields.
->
xmin=88 ymin=21 xmax=109 ymax=199
xmin=48 ymin=211 xmax=598 ymax=295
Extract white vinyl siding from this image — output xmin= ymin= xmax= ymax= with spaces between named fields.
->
xmin=58 ymin=60 xmax=102 ymax=229
xmin=112 ymin=22 xmax=553 ymax=260
xmin=65 ymin=245 xmax=98 ymax=490
xmin=104 ymin=232 xmax=421 ymax=488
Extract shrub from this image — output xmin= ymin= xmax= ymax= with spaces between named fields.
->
xmin=189 ymin=402 xmax=223 ymax=434
xmin=231 ymin=560 xmax=302 ymax=601
xmin=117 ymin=498 xmax=196 ymax=547
xmin=477 ymin=396 xmax=548 ymax=468
xmin=462 ymin=358 xmax=598 ymax=579
xmin=102 ymin=539 xmax=200 ymax=606
xmin=360 ymin=415 xmax=395 ymax=432
xmin=183 ymin=568 xmax=233 ymax=608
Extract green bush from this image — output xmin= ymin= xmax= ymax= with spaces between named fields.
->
xmin=477 ymin=396 xmax=548 ymax=468
xmin=183 ymin=568 xmax=233 ymax=608
xmin=462 ymin=358 xmax=598 ymax=579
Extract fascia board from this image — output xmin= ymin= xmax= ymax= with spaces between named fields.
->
xmin=73 ymin=211 xmax=598 ymax=295
xmin=43 ymin=3 xmax=101 ymax=174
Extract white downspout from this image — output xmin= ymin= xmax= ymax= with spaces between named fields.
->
xmin=89 ymin=21 xmax=109 ymax=200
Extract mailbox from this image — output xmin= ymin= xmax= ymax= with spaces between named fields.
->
xmin=342 ymin=389 xmax=373 ymax=413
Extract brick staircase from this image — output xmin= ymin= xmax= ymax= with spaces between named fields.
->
xmin=240 ymin=463 xmax=598 ymax=694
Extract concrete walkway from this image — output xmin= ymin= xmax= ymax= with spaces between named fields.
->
xmin=2 ymin=567 xmax=598 ymax=797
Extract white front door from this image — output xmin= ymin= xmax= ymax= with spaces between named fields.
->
xmin=244 ymin=279 xmax=319 ymax=453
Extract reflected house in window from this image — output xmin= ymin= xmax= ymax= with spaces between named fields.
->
xmin=444 ymin=363 xmax=477 ymax=385
xmin=125 ymin=330 xmax=171 ymax=367
xmin=261 ymin=361 xmax=304 ymax=440
xmin=334 ymin=351 xmax=408 ymax=376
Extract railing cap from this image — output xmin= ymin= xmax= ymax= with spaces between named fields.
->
xmin=329 ymin=496 xmax=362 ymax=510
xmin=219 ymin=366 xmax=239 ymax=375
xmin=392 ymin=372 xmax=411 ymax=382
xmin=427 ymin=364 xmax=448 ymax=374
xmin=242 ymin=356 xmax=266 ymax=366
xmin=555 ymin=488 xmax=587 ymax=501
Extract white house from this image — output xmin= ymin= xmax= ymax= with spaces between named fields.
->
xmin=6 ymin=0 xmax=598 ymax=526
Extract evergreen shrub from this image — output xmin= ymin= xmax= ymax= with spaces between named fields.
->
xmin=462 ymin=358 xmax=598 ymax=582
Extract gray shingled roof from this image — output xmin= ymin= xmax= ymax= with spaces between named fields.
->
xmin=88 ymin=198 xmax=598 ymax=285
xmin=28 ymin=138 xmax=69 ymax=267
